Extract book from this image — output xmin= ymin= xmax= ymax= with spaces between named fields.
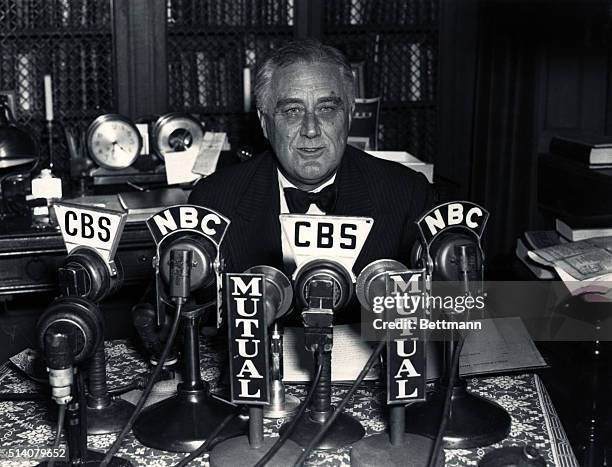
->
xmin=522 ymin=230 xmax=564 ymax=250
xmin=549 ymin=135 xmax=612 ymax=165
xmin=555 ymin=218 xmax=612 ymax=242
xmin=118 ymin=188 xmax=187 ymax=215
xmin=516 ymin=238 xmax=556 ymax=280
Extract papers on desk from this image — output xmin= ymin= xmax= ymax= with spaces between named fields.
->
xmin=527 ymin=237 xmax=612 ymax=295
xmin=164 ymin=150 xmax=200 ymax=185
xmin=282 ymin=318 xmax=546 ymax=383
xmin=164 ymin=131 xmax=226 ymax=184
xmin=456 ymin=317 xmax=547 ymax=377
xmin=283 ymin=324 xmax=380 ymax=383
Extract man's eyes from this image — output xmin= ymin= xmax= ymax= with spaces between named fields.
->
xmin=283 ymin=107 xmax=304 ymax=116
xmin=280 ymin=106 xmax=338 ymax=116
xmin=318 ymin=105 xmax=337 ymax=113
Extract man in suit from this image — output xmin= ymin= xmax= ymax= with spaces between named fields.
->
xmin=189 ymin=39 xmax=434 ymax=277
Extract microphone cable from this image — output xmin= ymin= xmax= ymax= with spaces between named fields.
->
xmin=99 ymin=300 xmax=183 ymax=467
xmin=46 ymin=403 xmax=66 ymax=467
xmin=292 ymin=338 xmax=386 ymax=467
xmin=426 ymin=333 xmax=466 ymax=467
xmin=101 ymin=248 xmax=193 ymax=467
xmin=174 ymin=413 xmax=239 ymax=467
xmin=254 ymin=351 xmax=325 ymax=467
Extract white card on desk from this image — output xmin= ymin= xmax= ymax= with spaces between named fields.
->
xmin=192 ymin=132 xmax=226 ymax=177
xmin=282 ymin=324 xmax=380 ymax=383
xmin=165 ymin=150 xmax=200 ymax=185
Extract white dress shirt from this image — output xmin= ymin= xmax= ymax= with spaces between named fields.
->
xmin=277 ymin=170 xmax=336 ymax=271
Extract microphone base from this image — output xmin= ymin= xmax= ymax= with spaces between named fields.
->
xmin=133 ymin=387 xmax=247 ymax=452
xmin=263 ymin=393 xmax=301 ymax=419
xmin=350 ymin=432 xmax=444 ymax=467
xmin=86 ymin=398 xmax=134 ymax=435
xmin=405 ymin=378 xmax=511 ymax=449
xmin=279 ymin=408 xmax=365 ymax=450
xmin=209 ymin=435 xmax=302 ymax=467
xmin=478 ymin=446 xmax=547 ymax=467
xmin=36 ymin=449 xmax=132 ymax=466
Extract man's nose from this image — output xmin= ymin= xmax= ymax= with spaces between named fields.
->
xmin=300 ymin=112 xmax=321 ymax=138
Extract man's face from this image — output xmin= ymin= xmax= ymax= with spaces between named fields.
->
xmin=258 ymin=61 xmax=353 ymax=190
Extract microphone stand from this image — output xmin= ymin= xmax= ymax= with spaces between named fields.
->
xmin=85 ymin=343 xmax=135 ymax=435
xmin=38 ymin=360 xmax=130 ymax=466
xmin=279 ymin=278 xmax=365 ymax=450
xmin=350 ymin=260 xmax=443 ymax=467
xmin=405 ymin=244 xmax=511 ymax=449
xmin=133 ymin=250 xmax=246 ymax=452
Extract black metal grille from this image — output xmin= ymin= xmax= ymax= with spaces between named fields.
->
xmin=166 ymin=0 xmax=295 ymax=151
xmin=324 ymin=0 xmax=439 ymax=162
xmin=0 ymin=0 xmax=115 ymax=173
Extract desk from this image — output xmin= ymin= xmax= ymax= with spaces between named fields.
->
xmin=0 ymin=339 xmax=578 ymax=467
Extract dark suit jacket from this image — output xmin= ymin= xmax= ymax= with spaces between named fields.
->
xmin=188 ymin=145 xmax=435 ymax=276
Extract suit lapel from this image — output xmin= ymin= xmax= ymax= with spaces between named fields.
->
xmin=335 ymin=147 xmax=377 ymax=272
xmin=228 ymin=153 xmax=283 ymax=272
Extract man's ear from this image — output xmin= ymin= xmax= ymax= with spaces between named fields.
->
xmin=348 ymin=102 xmax=355 ymax=128
xmin=257 ymin=110 xmax=269 ymax=139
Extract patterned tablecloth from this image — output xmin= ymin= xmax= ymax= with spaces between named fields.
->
xmin=0 ymin=339 xmax=578 ymax=467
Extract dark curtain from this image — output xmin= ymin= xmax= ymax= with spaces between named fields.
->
xmin=469 ymin=1 xmax=541 ymax=276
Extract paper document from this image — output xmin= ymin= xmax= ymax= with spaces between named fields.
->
xmin=282 ymin=318 xmax=546 ymax=383
xmin=455 ymin=317 xmax=547 ymax=377
xmin=192 ymin=132 xmax=226 ymax=176
xmin=165 ymin=150 xmax=200 ymax=185
xmin=282 ymin=324 xmax=380 ymax=383
xmin=527 ymin=237 xmax=612 ymax=294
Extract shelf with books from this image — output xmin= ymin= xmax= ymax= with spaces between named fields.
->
xmin=168 ymin=25 xmax=294 ymax=36
xmin=324 ymin=23 xmax=437 ymax=35
xmin=0 ymin=29 xmax=110 ymax=39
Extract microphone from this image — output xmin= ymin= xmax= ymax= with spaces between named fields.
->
xmin=58 ymin=250 xmax=124 ymax=302
xmin=405 ymin=201 xmax=511 ymax=452
xmin=352 ymin=260 xmax=437 ymax=467
xmin=208 ymin=266 xmax=303 ymax=466
xmin=37 ymin=298 xmax=133 ymax=466
xmin=356 ymin=258 xmax=408 ymax=310
xmin=44 ymin=331 xmax=74 ymax=405
xmin=278 ymin=258 xmax=365 ymax=451
xmin=167 ymin=249 xmax=193 ymax=304
xmin=133 ymin=231 xmax=244 ymax=453
xmin=242 ymin=265 xmax=299 ymax=419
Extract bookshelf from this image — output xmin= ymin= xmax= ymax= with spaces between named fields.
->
xmin=323 ymin=0 xmax=439 ymax=162
xmin=0 ymin=0 xmax=115 ymax=175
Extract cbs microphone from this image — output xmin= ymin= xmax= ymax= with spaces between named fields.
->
xmin=52 ymin=202 xmax=133 ymax=436
xmin=276 ymin=257 xmax=366 ymax=451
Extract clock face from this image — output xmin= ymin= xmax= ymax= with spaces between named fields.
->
xmin=87 ymin=115 xmax=142 ymax=170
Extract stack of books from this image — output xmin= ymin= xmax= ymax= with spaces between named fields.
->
xmin=555 ymin=218 xmax=612 ymax=242
xmin=549 ymin=135 xmax=612 ymax=169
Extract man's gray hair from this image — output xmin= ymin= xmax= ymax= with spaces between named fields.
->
xmin=254 ymin=39 xmax=356 ymax=113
